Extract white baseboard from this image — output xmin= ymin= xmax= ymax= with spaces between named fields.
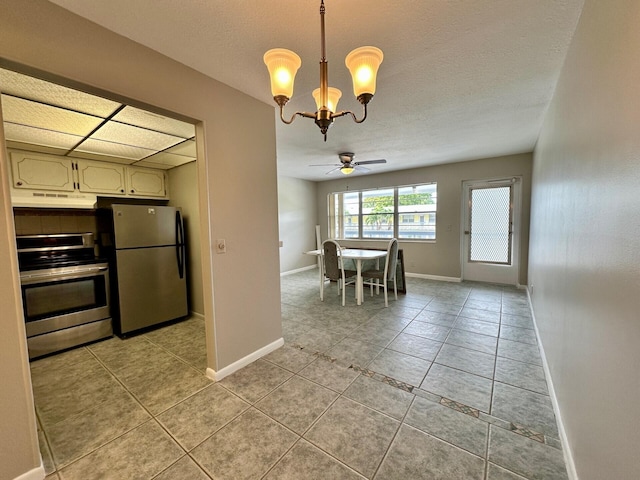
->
xmin=280 ymin=264 xmax=317 ymax=277
xmin=13 ymin=463 xmax=45 ymax=480
xmin=188 ymin=311 xmax=205 ymax=320
xmin=527 ymin=287 xmax=578 ymax=480
xmin=405 ymin=272 xmax=462 ymax=283
xmin=206 ymin=337 xmax=285 ymax=382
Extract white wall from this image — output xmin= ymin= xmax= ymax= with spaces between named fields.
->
xmin=277 ymin=176 xmax=318 ymax=273
xmin=316 ymin=153 xmax=532 ymax=285
xmin=529 ymin=0 xmax=640 ymax=478
xmin=0 ymin=2 xmax=282 ymax=478
xmin=168 ymin=161 xmax=204 ymax=315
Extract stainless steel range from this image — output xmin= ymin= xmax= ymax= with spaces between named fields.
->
xmin=17 ymin=233 xmax=112 ymax=359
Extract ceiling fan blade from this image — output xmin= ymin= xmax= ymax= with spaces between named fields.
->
xmin=309 ymin=163 xmax=341 ymax=167
xmin=325 ymin=166 xmax=342 ymax=175
xmin=354 ymin=159 xmax=386 ymax=166
xmin=354 ymin=165 xmax=371 ymax=172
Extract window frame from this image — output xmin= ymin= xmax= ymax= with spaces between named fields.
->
xmin=328 ymin=182 xmax=437 ymax=242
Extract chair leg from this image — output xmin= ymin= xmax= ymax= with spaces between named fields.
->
xmin=383 ymin=278 xmax=389 ymax=307
xmin=320 ymin=277 xmax=324 ymax=301
xmin=393 ymin=279 xmax=398 ymax=301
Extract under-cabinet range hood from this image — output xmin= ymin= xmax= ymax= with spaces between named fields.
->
xmin=11 ymin=190 xmax=98 ymax=209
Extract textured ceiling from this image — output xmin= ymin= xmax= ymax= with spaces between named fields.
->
xmin=47 ymin=0 xmax=584 ymax=181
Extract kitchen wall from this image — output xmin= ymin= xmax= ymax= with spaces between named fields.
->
xmin=278 ymin=176 xmax=318 ymax=273
xmin=528 ymin=0 xmax=640 ymax=478
xmin=316 ymin=153 xmax=532 ymax=285
xmin=168 ymin=161 xmax=204 ymax=316
xmin=0 ymin=2 xmax=281 ymax=479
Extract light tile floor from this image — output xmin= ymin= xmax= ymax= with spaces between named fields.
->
xmin=33 ymin=270 xmax=569 ymax=479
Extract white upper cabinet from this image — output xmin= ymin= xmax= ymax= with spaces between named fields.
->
xmin=76 ymin=159 xmax=126 ymax=195
xmin=9 ymin=150 xmax=169 ymax=200
xmin=126 ymin=166 xmax=167 ymax=197
xmin=10 ymin=152 xmax=75 ymax=191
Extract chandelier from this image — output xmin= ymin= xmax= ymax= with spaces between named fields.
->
xmin=263 ymin=0 xmax=383 ymax=141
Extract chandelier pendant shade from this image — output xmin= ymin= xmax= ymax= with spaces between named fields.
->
xmin=263 ymin=0 xmax=383 ymax=141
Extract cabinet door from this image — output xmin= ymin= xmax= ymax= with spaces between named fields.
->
xmin=76 ymin=159 xmax=126 ymax=195
xmin=10 ymin=152 xmax=75 ymax=191
xmin=126 ymin=166 xmax=167 ymax=198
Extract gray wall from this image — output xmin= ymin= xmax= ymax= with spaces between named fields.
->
xmin=316 ymin=153 xmax=532 ymax=285
xmin=529 ymin=0 xmax=640 ymax=478
xmin=278 ymin=176 xmax=318 ymax=273
xmin=168 ymin=161 xmax=204 ymax=316
xmin=0 ymin=1 xmax=281 ymax=478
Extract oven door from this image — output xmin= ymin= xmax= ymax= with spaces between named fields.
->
xmin=21 ymin=265 xmax=110 ymax=337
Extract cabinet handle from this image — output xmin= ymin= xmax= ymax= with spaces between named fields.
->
xmin=131 ymin=189 xmax=135 ymax=193
xmin=16 ymin=181 xmax=23 ymax=186
xmin=120 ymin=189 xmax=124 ymax=193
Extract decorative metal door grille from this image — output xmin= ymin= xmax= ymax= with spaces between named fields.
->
xmin=469 ymin=186 xmax=512 ymax=264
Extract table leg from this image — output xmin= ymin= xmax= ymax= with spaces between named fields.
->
xmin=356 ymin=259 xmax=363 ymax=305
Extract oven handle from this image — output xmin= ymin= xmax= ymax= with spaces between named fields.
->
xmin=20 ymin=267 xmax=108 ymax=284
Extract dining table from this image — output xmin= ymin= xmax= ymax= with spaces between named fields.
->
xmin=305 ymin=247 xmax=387 ymax=305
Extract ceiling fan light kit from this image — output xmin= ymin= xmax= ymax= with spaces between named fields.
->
xmin=310 ymin=152 xmax=387 ymax=175
xmin=263 ymin=0 xmax=383 ymax=141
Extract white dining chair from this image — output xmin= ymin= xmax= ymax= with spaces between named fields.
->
xmin=362 ymin=238 xmax=399 ymax=307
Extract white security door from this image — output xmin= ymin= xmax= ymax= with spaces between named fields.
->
xmin=462 ymin=178 xmax=521 ymax=285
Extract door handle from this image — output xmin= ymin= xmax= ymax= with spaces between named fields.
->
xmin=464 ymin=231 xmax=470 ymax=235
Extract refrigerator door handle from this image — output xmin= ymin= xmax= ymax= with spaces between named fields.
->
xmin=175 ymin=211 xmax=185 ymax=279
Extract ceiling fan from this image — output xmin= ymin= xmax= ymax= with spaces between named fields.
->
xmin=310 ymin=152 xmax=387 ymax=175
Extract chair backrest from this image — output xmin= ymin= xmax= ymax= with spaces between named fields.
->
xmin=385 ymin=238 xmax=399 ymax=280
xmin=322 ymin=239 xmax=342 ymax=280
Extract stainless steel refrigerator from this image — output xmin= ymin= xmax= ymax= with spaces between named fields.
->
xmin=111 ymin=204 xmax=188 ymax=335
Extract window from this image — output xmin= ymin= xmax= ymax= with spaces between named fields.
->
xmin=329 ymin=183 xmax=437 ymax=240
xmin=362 ymin=188 xmax=394 ymax=239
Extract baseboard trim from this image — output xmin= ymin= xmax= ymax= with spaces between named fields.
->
xmin=527 ymin=287 xmax=578 ymax=480
xmin=405 ymin=272 xmax=462 ymax=283
xmin=280 ymin=264 xmax=317 ymax=277
xmin=189 ymin=311 xmax=204 ymax=320
xmin=13 ymin=463 xmax=45 ymax=480
xmin=206 ymin=337 xmax=285 ymax=382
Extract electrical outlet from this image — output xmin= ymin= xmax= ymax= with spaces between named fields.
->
xmin=216 ymin=239 xmax=226 ymax=254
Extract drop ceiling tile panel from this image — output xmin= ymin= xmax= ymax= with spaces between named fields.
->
xmin=4 ymin=122 xmax=82 ymax=150
xmin=112 ymin=106 xmax=195 ymax=138
xmin=138 ymin=151 xmax=195 ymax=168
xmin=91 ymin=121 xmax=184 ymax=151
xmin=74 ymin=138 xmax=155 ymax=161
xmin=2 ymin=95 xmax=104 ymax=136
xmin=0 ymin=69 xmax=120 ymax=117
xmin=67 ymin=150 xmax=135 ymax=165
xmin=165 ymin=139 xmax=197 ymax=157
xmin=132 ymin=161 xmax=173 ymax=170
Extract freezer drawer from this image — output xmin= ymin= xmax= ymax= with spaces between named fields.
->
xmin=115 ymin=246 xmax=188 ymax=334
